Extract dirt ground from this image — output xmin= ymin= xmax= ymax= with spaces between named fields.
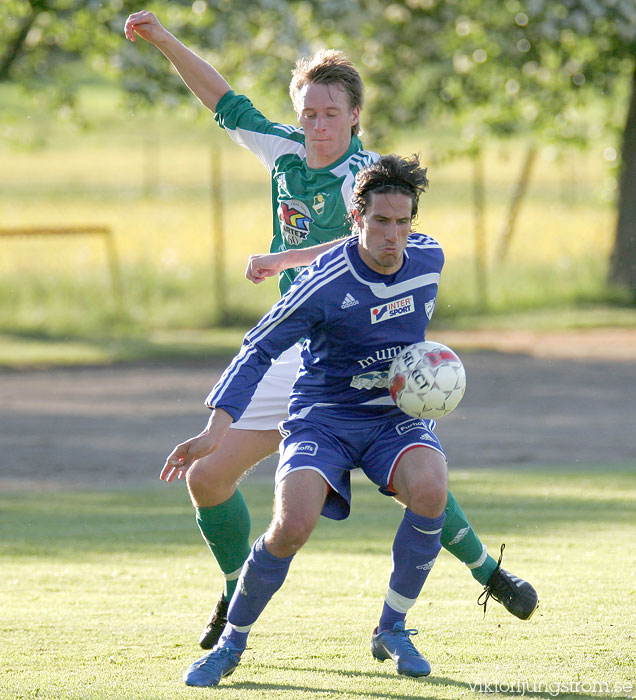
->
xmin=1 ymin=329 xmax=635 ymax=491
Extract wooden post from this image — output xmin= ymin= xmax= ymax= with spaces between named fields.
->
xmin=473 ymin=152 xmax=488 ymax=309
xmin=143 ymin=137 xmax=159 ymax=198
xmin=496 ymin=145 xmax=538 ymax=263
xmin=0 ymin=226 xmax=123 ymax=311
xmin=210 ymin=146 xmax=228 ymax=324
xmin=103 ymin=230 xmax=124 ymax=312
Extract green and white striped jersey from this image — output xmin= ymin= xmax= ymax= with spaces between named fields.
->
xmin=215 ymin=90 xmax=380 ymax=294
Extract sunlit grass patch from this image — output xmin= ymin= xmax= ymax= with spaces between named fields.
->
xmin=1 ymin=464 xmax=634 ymax=699
xmin=1 ymin=82 xmax=628 ymax=348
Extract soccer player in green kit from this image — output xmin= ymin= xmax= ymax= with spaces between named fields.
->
xmin=124 ymin=10 xmax=538 ymax=649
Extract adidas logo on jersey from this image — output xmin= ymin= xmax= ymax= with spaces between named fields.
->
xmin=340 ymin=293 xmax=359 ymax=309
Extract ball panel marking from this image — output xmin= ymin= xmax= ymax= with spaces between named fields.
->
xmin=388 ymin=340 xmax=466 ymax=419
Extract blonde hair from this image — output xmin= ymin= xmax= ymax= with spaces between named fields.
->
xmin=289 ymin=49 xmax=364 ymax=135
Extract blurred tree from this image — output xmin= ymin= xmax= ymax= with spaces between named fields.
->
xmin=513 ymin=0 xmax=636 ymax=293
xmin=316 ymin=0 xmax=635 ymax=292
xmin=0 ymin=0 xmax=354 ymax=117
xmin=1 ymin=0 xmax=126 ymax=107
xmin=294 ymin=0 xmax=636 ymax=294
xmin=2 ymin=0 xmax=634 ymax=292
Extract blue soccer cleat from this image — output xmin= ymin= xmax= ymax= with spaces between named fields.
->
xmin=183 ymin=644 xmax=242 ymax=687
xmin=371 ymin=621 xmax=431 ymax=678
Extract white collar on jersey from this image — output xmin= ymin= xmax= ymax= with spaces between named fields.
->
xmin=343 ymin=243 xmax=440 ymax=299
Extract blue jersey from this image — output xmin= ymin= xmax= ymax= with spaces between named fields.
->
xmin=206 ymin=233 xmax=444 ymax=422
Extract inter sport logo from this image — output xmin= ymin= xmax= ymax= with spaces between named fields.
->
xmin=370 ymin=295 xmax=415 ymax=324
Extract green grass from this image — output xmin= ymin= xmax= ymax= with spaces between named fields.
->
xmin=2 ymin=464 xmax=635 ymax=699
xmin=0 ymin=328 xmax=247 ymax=367
xmin=2 ymin=304 xmax=636 ymax=368
xmin=1 ymin=80 xmax=631 ymax=356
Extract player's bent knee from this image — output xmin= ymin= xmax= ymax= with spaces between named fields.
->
xmin=267 ymin=513 xmax=315 ymax=555
xmin=186 ymin=455 xmax=235 ymax=505
xmin=408 ymin=481 xmax=447 ymax=517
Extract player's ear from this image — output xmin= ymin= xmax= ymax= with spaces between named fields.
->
xmin=351 ymin=105 xmax=360 ymax=128
xmin=290 ymin=94 xmax=301 ymax=123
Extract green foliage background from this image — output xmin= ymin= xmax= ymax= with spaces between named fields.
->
xmin=2 ymin=0 xmax=636 ymax=352
xmin=3 ymin=0 xmax=634 ymax=148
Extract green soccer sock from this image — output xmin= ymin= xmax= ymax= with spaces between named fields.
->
xmin=441 ymin=490 xmax=498 ymax=585
xmin=195 ymin=490 xmax=252 ymax=601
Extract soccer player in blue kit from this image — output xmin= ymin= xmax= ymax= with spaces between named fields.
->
xmin=125 ymin=10 xmax=537 ymax=651
xmin=165 ymin=155 xmax=476 ymax=685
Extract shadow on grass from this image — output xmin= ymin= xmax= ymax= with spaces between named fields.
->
xmin=2 ymin=465 xmax=634 ymax=558
xmin=211 ymin=668 xmax=626 ymax=700
xmin=0 ymin=328 xmax=242 ymax=366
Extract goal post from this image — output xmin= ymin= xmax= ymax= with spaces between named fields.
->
xmin=0 ymin=225 xmax=123 ymax=310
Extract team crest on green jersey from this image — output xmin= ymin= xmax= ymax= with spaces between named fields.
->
xmin=312 ymin=193 xmax=327 ymax=215
xmin=279 ymin=199 xmax=314 ymax=246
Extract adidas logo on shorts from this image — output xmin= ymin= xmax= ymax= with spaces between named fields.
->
xmin=340 ymin=293 xmax=359 ymax=309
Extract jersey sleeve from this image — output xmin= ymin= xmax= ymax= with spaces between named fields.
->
xmin=408 ymin=233 xmax=445 ymax=271
xmin=214 ymin=90 xmax=305 ymax=171
xmin=204 ymin=268 xmax=324 ymax=420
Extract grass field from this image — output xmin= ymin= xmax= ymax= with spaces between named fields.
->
xmin=2 ymin=464 xmax=634 ymax=700
xmin=1 ymin=81 xmax=631 ymax=347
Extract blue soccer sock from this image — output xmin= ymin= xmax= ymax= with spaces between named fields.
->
xmin=378 ymin=508 xmax=445 ymax=633
xmin=221 ymin=534 xmax=294 ymax=650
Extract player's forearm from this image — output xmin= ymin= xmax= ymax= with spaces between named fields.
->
xmin=203 ymin=407 xmax=233 ymax=437
xmin=287 ymin=238 xmax=347 ymax=268
xmin=153 ymin=31 xmax=231 ymax=112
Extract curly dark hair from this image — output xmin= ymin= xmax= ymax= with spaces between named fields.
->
xmin=349 ymin=154 xmax=429 ymax=220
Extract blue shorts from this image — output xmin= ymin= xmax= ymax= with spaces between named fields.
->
xmin=276 ymin=411 xmax=445 ymax=520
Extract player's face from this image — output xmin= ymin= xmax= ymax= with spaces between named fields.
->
xmin=355 ymin=192 xmax=413 ymax=275
xmin=295 ymin=81 xmax=360 ymax=169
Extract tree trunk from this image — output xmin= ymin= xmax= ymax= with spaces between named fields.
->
xmin=0 ymin=17 xmax=32 ymax=81
xmin=473 ymin=152 xmax=488 ymax=309
xmin=608 ymin=61 xmax=636 ymax=293
xmin=496 ymin=144 xmax=537 ymax=263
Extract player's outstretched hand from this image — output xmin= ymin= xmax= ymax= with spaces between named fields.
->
xmin=160 ymin=408 xmax=232 ymax=482
xmin=160 ymin=434 xmax=213 ymax=482
xmin=124 ymin=10 xmax=167 ymax=44
xmin=245 ymin=252 xmax=288 ymax=284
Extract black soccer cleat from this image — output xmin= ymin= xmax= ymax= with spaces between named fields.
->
xmin=477 ymin=544 xmax=539 ymax=620
xmin=198 ymin=595 xmax=229 ymax=650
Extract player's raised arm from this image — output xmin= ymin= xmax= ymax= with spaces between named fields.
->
xmin=124 ymin=10 xmax=231 ymax=112
xmin=245 ymin=239 xmax=347 ymax=284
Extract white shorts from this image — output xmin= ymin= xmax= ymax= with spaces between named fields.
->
xmin=231 ymin=344 xmax=302 ymax=431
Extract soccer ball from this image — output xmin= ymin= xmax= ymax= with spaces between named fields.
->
xmin=388 ymin=340 xmax=466 ymax=419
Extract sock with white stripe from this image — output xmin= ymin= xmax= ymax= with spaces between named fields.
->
xmin=441 ymin=490 xmax=498 ymax=585
xmin=378 ymin=508 xmax=445 ymax=633
xmin=224 ymin=534 xmax=294 ymax=649
xmin=195 ymin=491 xmax=251 ymax=601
